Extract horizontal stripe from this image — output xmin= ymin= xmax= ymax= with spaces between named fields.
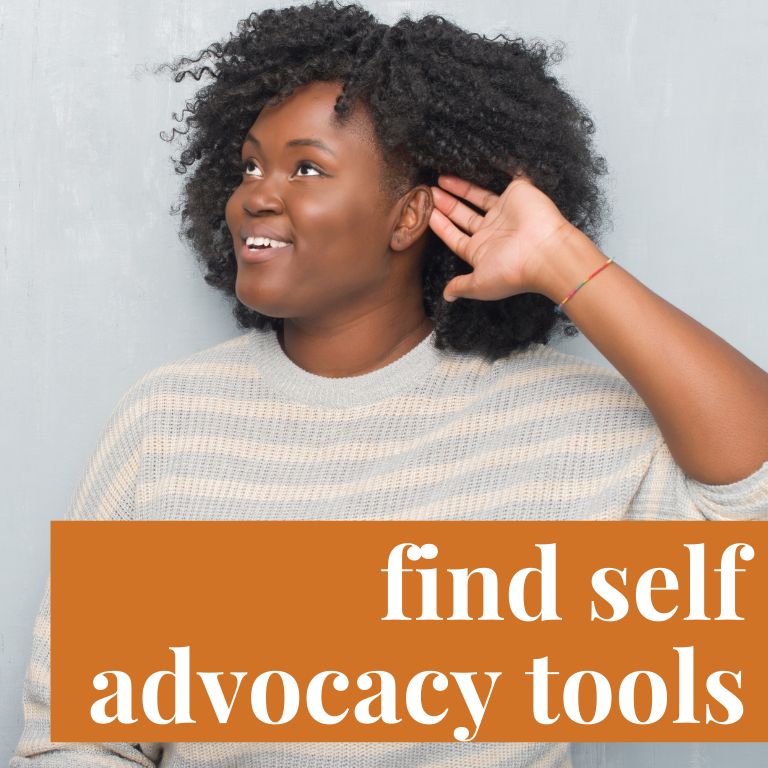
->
xmin=139 ymin=427 xmax=656 ymax=469
xmin=135 ymin=434 xmax=657 ymax=508
xmin=390 ymin=450 xmax=656 ymax=520
xmin=149 ymin=362 xmax=262 ymax=380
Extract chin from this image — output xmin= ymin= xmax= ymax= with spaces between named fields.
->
xmin=235 ymin=285 xmax=295 ymax=320
xmin=237 ymin=298 xmax=292 ymax=319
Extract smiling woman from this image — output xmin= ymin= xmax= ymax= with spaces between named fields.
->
xmin=9 ymin=2 xmax=768 ymax=768
xmin=166 ymin=1 xmax=605 ymax=362
xmin=226 ymin=80 xmax=434 ymax=372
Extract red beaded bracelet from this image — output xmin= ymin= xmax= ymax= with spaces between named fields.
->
xmin=555 ymin=257 xmax=615 ymax=313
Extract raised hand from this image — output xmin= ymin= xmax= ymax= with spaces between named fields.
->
xmin=428 ymin=174 xmax=576 ymax=302
xmin=428 ymin=176 xmax=768 ymax=487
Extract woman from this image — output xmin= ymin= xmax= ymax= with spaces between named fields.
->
xmin=12 ymin=2 xmax=768 ymax=768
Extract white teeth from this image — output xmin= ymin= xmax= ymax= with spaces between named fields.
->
xmin=245 ymin=236 xmax=290 ymax=248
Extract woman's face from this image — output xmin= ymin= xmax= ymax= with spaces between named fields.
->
xmin=225 ymin=80 xmax=429 ymax=324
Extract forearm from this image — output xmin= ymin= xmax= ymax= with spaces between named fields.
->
xmin=536 ymin=225 xmax=768 ymax=485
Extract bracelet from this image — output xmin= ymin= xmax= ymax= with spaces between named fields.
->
xmin=554 ymin=257 xmax=615 ymax=313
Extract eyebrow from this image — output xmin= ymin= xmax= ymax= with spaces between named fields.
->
xmin=244 ymin=133 xmax=337 ymax=157
xmin=285 ymin=138 xmax=337 ymax=157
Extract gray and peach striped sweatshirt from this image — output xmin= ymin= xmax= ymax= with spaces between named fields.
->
xmin=12 ymin=329 xmax=768 ymax=768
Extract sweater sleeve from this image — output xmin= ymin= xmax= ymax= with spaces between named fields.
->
xmin=11 ymin=375 xmax=162 ymax=768
xmin=627 ymin=438 xmax=768 ymax=521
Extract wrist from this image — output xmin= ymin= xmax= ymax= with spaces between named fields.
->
xmin=527 ymin=224 xmax=607 ymax=303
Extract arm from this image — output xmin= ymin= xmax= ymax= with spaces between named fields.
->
xmin=12 ymin=374 xmax=160 ymax=767
xmin=429 ymin=175 xmax=768 ymax=485
xmin=11 ymin=581 xmax=160 ymax=768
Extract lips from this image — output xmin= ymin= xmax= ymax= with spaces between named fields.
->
xmin=238 ymin=225 xmax=293 ymax=263
xmin=239 ymin=225 xmax=292 ymax=244
xmin=238 ymin=240 xmax=293 ymax=264
xmin=246 ymin=236 xmax=290 ymax=249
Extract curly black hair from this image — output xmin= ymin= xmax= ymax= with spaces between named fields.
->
xmin=159 ymin=1 xmax=608 ymax=359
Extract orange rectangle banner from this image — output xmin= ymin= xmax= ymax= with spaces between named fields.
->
xmin=51 ymin=521 xmax=767 ymax=742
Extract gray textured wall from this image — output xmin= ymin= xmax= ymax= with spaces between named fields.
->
xmin=1 ymin=0 xmax=767 ymax=765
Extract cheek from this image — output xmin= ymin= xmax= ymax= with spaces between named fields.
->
xmin=294 ymin=189 xmax=389 ymax=257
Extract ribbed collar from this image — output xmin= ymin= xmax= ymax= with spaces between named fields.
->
xmin=248 ymin=328 xmax=444 ymax=408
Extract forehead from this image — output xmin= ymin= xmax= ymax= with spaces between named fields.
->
xmin=246 ymin=81 xmax=378 ymax=150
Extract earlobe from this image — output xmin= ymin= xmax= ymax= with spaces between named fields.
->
xmin=390 ymin=186 xmax=434 ymax=252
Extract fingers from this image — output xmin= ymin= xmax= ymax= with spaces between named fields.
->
xmin=428 ymin=206 xmax=479 ymax=300
xmin=429 ymin=208 xmax=473 ymax=263
xmin=436 ymin=175 xmax=499 ymax=212
xmin=431 ymin=186 xmax=486 ymax=236
xmin=443 ymin=274 xmax=481 ymax=302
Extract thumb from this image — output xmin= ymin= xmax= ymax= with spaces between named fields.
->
xmin=443 ymin=273 xmax=479 ymax=302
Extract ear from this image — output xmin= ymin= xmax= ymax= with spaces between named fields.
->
xmin=390 ymin=186 xmax=434 ymax=252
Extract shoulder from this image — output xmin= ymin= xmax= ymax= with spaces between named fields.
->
xmin=143 ymin=331 xmax=258 ymax=385
xmin=111 ymin=332 xmax=262 ymax=417
xmin=144 ymin=331 xmax=259 ymax=383
xmin=433 ymin=342 xmax=654 ymax=430
xmin=503 ymin=344 xmax=640 ymax=401
xmin=438 ymin=342 xmax=636 ymax=397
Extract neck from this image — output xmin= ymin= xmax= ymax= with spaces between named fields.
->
xmin=279 ymin=300 xmax=434 ymax=378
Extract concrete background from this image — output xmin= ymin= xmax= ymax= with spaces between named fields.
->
xmin=1 ymin=0 xmax=767 ymax=765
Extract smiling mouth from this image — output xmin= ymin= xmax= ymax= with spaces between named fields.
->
xmin=246 ymin=236 xmax=291 ymax=251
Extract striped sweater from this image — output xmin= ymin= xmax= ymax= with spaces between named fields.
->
xmin=12 ymin=329 xmax=768 ymax=768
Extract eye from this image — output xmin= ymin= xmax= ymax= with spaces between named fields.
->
xmin=294 ymin=162 xmax=322 ymax=177
xmin=243 ymin=160 xmax=263 ymax=177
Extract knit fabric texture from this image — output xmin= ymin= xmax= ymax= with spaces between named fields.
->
xmin=12 ymin=329 xmax=768 ymax=768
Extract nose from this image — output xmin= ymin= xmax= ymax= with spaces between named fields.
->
xmin=242 ymin=173 xmax=285 ymax=217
